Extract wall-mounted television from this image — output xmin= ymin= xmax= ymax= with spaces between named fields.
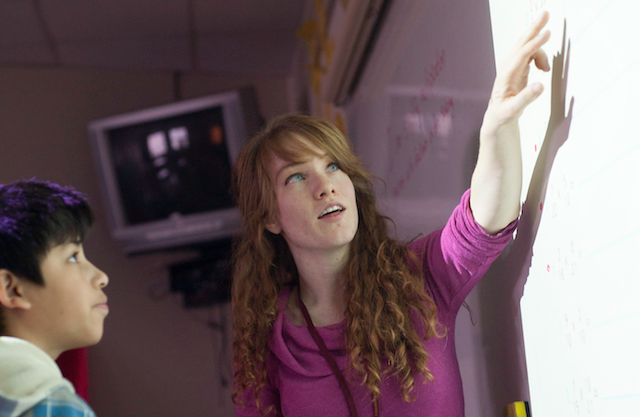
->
xmin=88 ymin=87 xmax=262 ymax=255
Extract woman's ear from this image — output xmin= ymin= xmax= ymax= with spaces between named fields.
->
xmin=265 ymin=218 xmax=282 ymax=235
xmin=0 ymin=269 xmax=32 ymax=310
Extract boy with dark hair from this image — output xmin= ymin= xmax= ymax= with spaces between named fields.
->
xmin=0 ymin=179 xmax=109 ymax=417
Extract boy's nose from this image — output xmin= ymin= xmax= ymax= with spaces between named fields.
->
xmin=94 ymin=266 xmax=109 ymax=288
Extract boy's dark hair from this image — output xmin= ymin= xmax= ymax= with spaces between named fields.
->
xmin=0 ymin=179 xmax=94 ymax=285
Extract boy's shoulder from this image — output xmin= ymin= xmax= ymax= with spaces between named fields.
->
xmin=0 ymin=337 xmax=94 ymax=417
xmin=19 ymin=386 xmax=96 ymax=417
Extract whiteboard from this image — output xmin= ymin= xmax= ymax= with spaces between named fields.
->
xmin=488 ymin=0 xmax=640 ymax=415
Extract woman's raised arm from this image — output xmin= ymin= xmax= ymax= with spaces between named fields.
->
xmin=470 ymin=11 xmax=551 ymax=234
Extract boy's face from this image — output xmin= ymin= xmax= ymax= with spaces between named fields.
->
xmin=23 ymin=242 xmax=109 ymax=358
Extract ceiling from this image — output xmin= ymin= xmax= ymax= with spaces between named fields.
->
xmin=0 ymin=0 xmax=308 ymax=76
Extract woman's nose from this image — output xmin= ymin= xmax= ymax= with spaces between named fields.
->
xmin=314 ymin=174 xmax=335 ymax=199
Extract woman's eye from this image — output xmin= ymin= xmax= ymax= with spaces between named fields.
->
xmin=327 ymin=163 xmax=340 ymax=172
xmin=285 ymin=173 xmax=304 ymax=184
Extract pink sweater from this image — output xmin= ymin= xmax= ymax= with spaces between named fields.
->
xmin=235 ymin=190 xmax=517 ymax=416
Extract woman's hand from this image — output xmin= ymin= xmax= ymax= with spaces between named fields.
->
xmin=483 ymin=11 xmax=551 ymax=132
xmin=470 ymin=11 xmax=552 ymax=234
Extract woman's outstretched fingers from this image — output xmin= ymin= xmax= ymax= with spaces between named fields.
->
xmin=520 ymin=10 xmax=550 ymax=47
xmin=532 ymin=46 xmax=551 ymax=72
xmin=488 ymin=11 xmax=552 ymax=123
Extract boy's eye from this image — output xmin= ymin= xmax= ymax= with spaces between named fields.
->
xmin=285 ymin=173 xmax=304 ymax=184
xmin=69 ymin=253 xmax=79 ymax=263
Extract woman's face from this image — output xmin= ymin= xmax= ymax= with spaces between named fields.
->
xmin=265 ymin=135 xmax=359 ymax=261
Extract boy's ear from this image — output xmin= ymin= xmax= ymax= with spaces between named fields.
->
xmin=0 ymin=269 xmax=32 ymax=310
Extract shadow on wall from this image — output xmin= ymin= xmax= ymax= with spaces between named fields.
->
xmin=478 ymin=21 xmax=574 ymax=413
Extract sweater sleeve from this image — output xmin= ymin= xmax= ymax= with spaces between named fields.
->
xmin=407 ymin=189 xmax=517 ymax=321
xmin=234 ymin=360 xmax=283 ymax=417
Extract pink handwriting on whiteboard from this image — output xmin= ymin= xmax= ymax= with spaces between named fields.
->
xmin=387 ymin=49 xmax=455 ymax=197
xmin=422 ymin=49 xmax=446 ymax=100
xmin=395 ymin=49 xmax=446 ymax=151
xmin=392 ymin=97 xmax=455 ymax=197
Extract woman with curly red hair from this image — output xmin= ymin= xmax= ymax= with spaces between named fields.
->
xmin=231 ymin=12 xmax=551 ymax=417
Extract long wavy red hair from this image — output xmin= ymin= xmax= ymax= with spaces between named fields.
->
xmin=231 ymin=114 xmax=443 ymax=414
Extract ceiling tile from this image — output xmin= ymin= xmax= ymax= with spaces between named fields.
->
xmin=194 ymin=0 xmax=306 ymax=34
xmin=0 ymin=43 xmax=56 ymax=64
xmin=198 ymin=32 xmax=296 ymax=76
xmin=0 ymin=0 xmax=48 ymax=43
xmin=40 ymin=0 xmax=189 ymax=40
xmin=0 ymin=0 xmax=307 ymax=75
xmin=59 ymin=36 xmax=191 ymax=71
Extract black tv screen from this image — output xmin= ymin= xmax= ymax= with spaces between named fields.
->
xmin=88 ymin=88 xmax=262 ymax=254
xmin=108 ymin=106 xmax=234 ymax=225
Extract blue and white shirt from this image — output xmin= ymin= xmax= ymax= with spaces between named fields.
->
xmin=0 ymin=337 xmax=96 ymax=417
